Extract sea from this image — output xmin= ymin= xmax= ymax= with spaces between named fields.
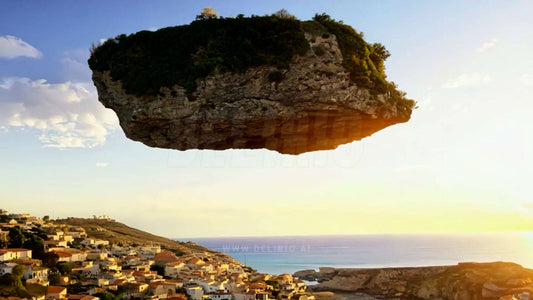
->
xmin=187 ymin=232 xmax=533 ymax=275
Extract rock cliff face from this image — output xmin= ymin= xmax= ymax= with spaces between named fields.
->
xmin=295 ymin=262 xmax=533 ymax=300
xmin=92 ymin=32 xmax=412 ymax=155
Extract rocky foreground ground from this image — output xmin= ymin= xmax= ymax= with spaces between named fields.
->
xmin=295 ymin=262 xmax=533 ymax=300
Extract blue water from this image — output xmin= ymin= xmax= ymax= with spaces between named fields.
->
xmin=186 ymin=232 xmax=533 ymax=275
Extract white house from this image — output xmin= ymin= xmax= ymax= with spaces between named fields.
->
xmin=132 ymin=264 xmax=151 ymax=272
xmin=165 ymin=262 xmax=185 ymax=278
xmin=140 ymin=245 xmax=161 ymax=258
xmin=186 ymin=257 xmax=206 ymax=269
xmin=0 ymin=248 xmax=32 ymax=261
xmin=0 ymin=262 xmax=18 ymax=275
xmin=93 ymin=239 xmax=109 ymax=247
xmin=98 ymin=259 xmax=121 ymax=272
xmin=150 ymin=282 xmax=178 ymax=298
xmin=23 ymin=265 xmax=49 ymax=281
xmin=194 ymin=279 xmax=226 ymax=293
xmin=61 ymin=235 xmax=74 ymax=243
xmin=44 ymin=240 xmax=68 ymax=249
xmin=47 ymin=234 xmax=60 ymax=241
xmin=86 ymin=251 xmax=108 ymax=261
xmin=81 ymin=238 xmax=109 ymax=247
xmin=201 ymin=264 xmax=215 ymax=273
xmin=54 ymin=251 xmax=73 ymax=263
xmin=185 ymin=285 xmax=204 ymax=300
xmin=72 ymin=261 xmax=100 ymax=277
xmin=52 ymin=249 xmax=87 ymax=262
xmin=205 ymin=291 xmax=232 ymax=300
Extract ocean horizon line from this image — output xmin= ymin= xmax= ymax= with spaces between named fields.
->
xmin=174 ymin=230 xmax=533 ymax=240
xmin=182 ymin=232 xmax=533 ymax=274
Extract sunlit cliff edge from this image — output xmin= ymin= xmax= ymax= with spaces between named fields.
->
xmin=295 ymin=263 xmax=533 ymax=300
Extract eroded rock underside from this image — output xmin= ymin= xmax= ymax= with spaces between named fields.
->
xmin=92 ymin=33 xmax=412 ymax=155
xmin=294 ymin=262 xmax=533 ymax=300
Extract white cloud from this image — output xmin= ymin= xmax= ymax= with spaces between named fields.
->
xmin=61 ymin=49 xmax=92 ymax=82
xmin=519 ymin=74 xmax=533 ymax=86
xmin=476 ymin=38 xmax=498 ymax=53
xmin=442 ymin=73 xmax=493 ymax=89
xmin=96 ymin=162 xmax=109 ymax=168
xmin=0 ymin=35 xmax=43 ymax=59
xmin=0 ymin=77 xmax=118 ymax=148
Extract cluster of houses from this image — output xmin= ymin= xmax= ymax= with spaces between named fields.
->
xmin=0 ymin=210 xmax=313 ymax=300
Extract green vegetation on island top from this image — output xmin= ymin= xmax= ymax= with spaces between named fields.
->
xmin=88 ymin=10 xmax=414 ymax=110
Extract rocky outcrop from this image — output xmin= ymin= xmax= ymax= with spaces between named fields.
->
xmin=294 ymin=262 xmax=533 ymax=300
xmin=92 ymin=33 xmax=412 ymax=155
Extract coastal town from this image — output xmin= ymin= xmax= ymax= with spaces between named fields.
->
xmin=1 ymin=209 xmax=532 ymax=300
xmin=0 ymin=210 xmax=312 ymax=300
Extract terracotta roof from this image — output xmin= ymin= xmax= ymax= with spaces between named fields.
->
xmin=248 ymin=282 xmax=267 ymax=289
xmin=0 ymin=248 xmax=31 ymax=254
xmin=54 ymin=251 xmax=72 ymax=258
xmin=187 ymin=257 xmax=205 ymax=264
xmin=47 ymin=286 xmax=67 ymax=294
xmin=113 ymin=279 xmax=127 ymax=285
xmin=124 ymin=282 xmax=148 ymax=288
xmin=154 ymin=250 xmax=179 ymax=262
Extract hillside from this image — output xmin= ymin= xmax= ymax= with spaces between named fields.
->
xmin=55 ymin=218 xmax=210 ymax=255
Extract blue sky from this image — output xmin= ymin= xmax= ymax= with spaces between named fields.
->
xmin=1 ymin=1 xmax=532 ymax=238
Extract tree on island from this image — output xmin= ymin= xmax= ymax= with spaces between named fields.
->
xmin=196 ymin=7 xmax=218 ymax=20
xmin=273 ymin=9 xmax=295 ymax=19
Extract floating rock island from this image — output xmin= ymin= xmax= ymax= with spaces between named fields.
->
xmin=89 ymin=13 xmax=415 ymax=154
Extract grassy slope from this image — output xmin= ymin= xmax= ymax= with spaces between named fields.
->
xmin=54 ymin=218 xmax=210 ymax=254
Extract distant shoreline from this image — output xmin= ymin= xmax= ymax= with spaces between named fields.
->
xmin=292 ymin=262 xmax=533 ymax=300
